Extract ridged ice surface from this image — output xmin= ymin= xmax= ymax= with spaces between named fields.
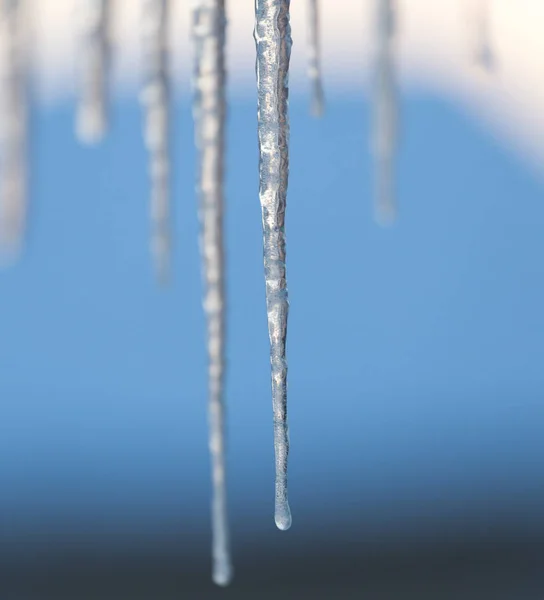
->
xmin=191 ymin=0 xmax=232 ymax=587
xmin=254 ymin=0 xmax=293 ymax=532
xmin=77 ymin=0 xmax=110 ymax=144
xmin=140 ymin=0 xmax=171 ymax=283
xmin=0 ymin=0 xmax=27 ymax=262
xmin=372 ymin=0 xmax=398 ymax=225
xmin=306 ymin=0 xmax=324 ymax=117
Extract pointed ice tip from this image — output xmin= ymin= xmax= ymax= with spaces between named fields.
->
xmin=375 ymin=198 xmax=397 ymax=226
xmin=275 ymin=502 xmax=292 ymax=531
xmin=311 ymin=100 xmax=324 ymax=119
xmin=310 ymin=88 xmax=325 ymax=118
xmin=155 ymin=258 xmax=171 ymax=288
xmin=76 ymin=112 xmax=107 ymax=146
xmin=152 ymin=241 xmax=171 ymax=287
xmin=475 ymin=48 xmax=495 ymax=74
xmin=376 ymin=208 xmax=397 ymax=227
xmin=212 ymin=564 xmax=233 ymax=587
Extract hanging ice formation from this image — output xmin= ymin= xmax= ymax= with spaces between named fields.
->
xmin=0 ymin=0 xmax=435 ymax=584
xmin=76 ymin=0 xmax=110 ymax=144
xmin=254 ymin=0 xmax=293 ymax=532
xmin=140 ymin=0 xmax=171 ymax=283
xmin=192 ymin=0 xmax=233 ymax=587
xmin=471 ymin=0 xmax=495 ymax=71
xmin=306 ymin=0 xmax=324 ymax=117
xmin=372 ymin=0 xmax=398 ymax=225
xmin=0 ymin=0 xmax=27 ymax=262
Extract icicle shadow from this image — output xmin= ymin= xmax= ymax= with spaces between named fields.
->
xmin=191 ymin=0 xmax=233 ymax=587
xmin=255 ymin=0 xmax=293 ymax=532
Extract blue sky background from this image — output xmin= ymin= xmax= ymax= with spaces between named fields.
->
xmin=1 ymin=93 xmax=544 ymax=543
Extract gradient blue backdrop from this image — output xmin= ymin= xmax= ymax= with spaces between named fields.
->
xmin=1 ymin=94 xmax=543 ymax=545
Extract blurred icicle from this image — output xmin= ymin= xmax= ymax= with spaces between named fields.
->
xmin=191 ymin=0 xmax=232 ymax=587
xmin=76 ymin=0 xmax=110 ymax=144
xmin=372 ymin=0 xmax=398 ymax=225
xmin=254 ymin=0 xmax=293 ymax=532
xmin=140 ymin=0 xmax=171 ymax=284
xmin=0 ymin=0 xmax=28 ymax=263
xmin=307 ymin=0 xmax=324 ymax=117
xmin=470 ymin=0 xmax=495 ymax=72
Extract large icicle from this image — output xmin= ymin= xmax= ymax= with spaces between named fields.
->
xmin=76 ymin=0 xmax=110 ymax=144
xmin=254 ymin=0 xmax=293 ymax=532
xmin=140 ymin=0 xmax=171 ymax=283
xmin=306 ymin=0 xmax=324 ymax=117
xmin=0 ymin=0 xmax=28 ymax=262
xmin=191 ymin=0 xmax=232 ymax=587
xmin=372 ymin=0 xmax=398 ymax=225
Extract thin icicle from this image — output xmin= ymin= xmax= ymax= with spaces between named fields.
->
xmin=306 ymin=0 xmax=324 ymax=117
xmin=76 ymin=0 xmax=110 ymax=144
xmin=372 ymin=0 xmax=398 ymax=225
xmin=140 ymin=0 xmax=171 ymax=284
xmin=254 ymin=0 xmax=293 ymax=532
xmin=0 ymin=0 xmax=28 ymax=263
xmin=471 ymin=0 xmax=495 ymax=72
xmin=191 ymin=0 xmax=232 ymax=587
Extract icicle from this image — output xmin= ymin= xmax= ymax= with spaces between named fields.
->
xmin=306 ymin=0 xmax=324 ymax=117
xmin=471 ymin=0 xmax=495 ymax=72
xmin=76 ymin=0 xmax=110 ymax=144
xmin=254 ymin=0 xmax=293 ymax=532
xmin=372 ymin=0 xmax=398 ymax=225
xmin=140 ymin=0 xmax=171 ymax=284
xmin=191 ymin=0 xmax=232 ymax=587
xmin=0 ymin=0 xmax=28 ymax=263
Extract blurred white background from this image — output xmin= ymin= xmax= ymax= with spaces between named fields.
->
xmin=27 ymin=0 xmax=544 ymax=169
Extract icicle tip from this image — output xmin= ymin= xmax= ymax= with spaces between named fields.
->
xmin=310 ymin=90 xmax=325 ymax=118
xmin=275 ymin=500 xmax=292 ymax=531
xmin=212 ymin=563 xmax=233 ymax=587
xmin=76 ymin=110 xmax=107 ymax=145
xmin=375 ymin=204 xmax=397 ymax=226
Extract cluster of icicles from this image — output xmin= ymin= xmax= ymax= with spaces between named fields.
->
xmin=0 ymin=0 xmax=495 ymax=587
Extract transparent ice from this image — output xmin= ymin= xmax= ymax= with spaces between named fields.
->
xmin=372 ymin=0 xmax=398 ymax=225
xmin=192 ymin=0 xmax=233 ymax=586
xmin=140 ymin=0 xmax=171 ymax=283
xmin=0 ymin=0 xmax=27 ymax=262
xmin=306 ymin=0 xmax=324 ymax=117
xmin=254 ymin=0 xmax=293 ymax=532
xmin=76 ymin=0 xmax=110 ymax=144
xmin=471 ymin=0 xmax=495 ymax=72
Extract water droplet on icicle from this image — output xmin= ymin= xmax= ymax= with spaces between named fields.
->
xmin=372 ymin=0 xmax=398 ymax=225
xmin=76 ymin=0 xmax=111 ymax=144
xmin=192 ymin=0 xmax=233 ymax=587
xmin=140 ymin=0 xmax=171 ymax=284
xmin=0 ymin=0 xmax=28 ymax=264
xmin=306 ymin=0 xmax=324 ymax=117
xmin=255 ymin=0 xmax=293 ymax=532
